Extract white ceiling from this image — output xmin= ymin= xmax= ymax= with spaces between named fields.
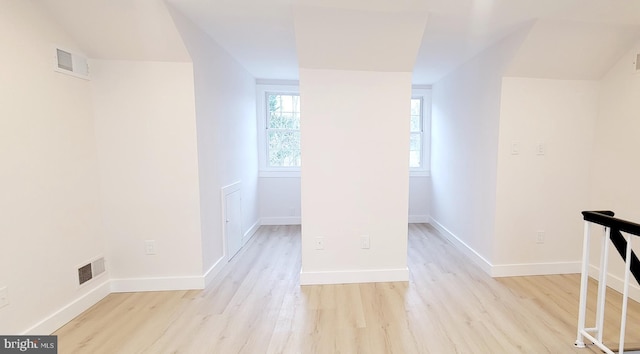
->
xmin=39 ymin=0 xmax=640 ymax=84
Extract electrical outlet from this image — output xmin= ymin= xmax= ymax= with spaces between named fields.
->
xmin=536 ymin=231 xmax=545 ymax=244
xmin=145 ymin=240 xmax=157 ymax=255
xmin=511 ymin=142 xmax=520 ymax=155
xmin=0 ymin=287 xmax=8 ymax=309
xmin=361 ymin=235 xmax=370 ymax=249
xmin=314 ymin=237 xmax=324 ymax=250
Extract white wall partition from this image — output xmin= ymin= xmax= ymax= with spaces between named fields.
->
xmin=294 ymin=6 xmax=427 ymax=284
xmin=90 ymin=60 xmax=204 ymax=290
xmin=0 ymin=0 xmax=106 ymax=334
xmin=299 ymin=69 xmax=413 ymax=284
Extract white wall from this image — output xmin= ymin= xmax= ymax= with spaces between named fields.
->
xmin=90 ymin=60 xmax=203 ymax=289
xmin=260 ymin=176 xmax=429 ymax=224
xmin=493 ymin=78 xmax=599 ymax=275
xmin=169 ymin=7 xmax=260 ymax=275
xmin=299 ymin=69 xmax=412 ymax=284
xmin=260 ymin=177 xmax=301 ymax=225
xmin=430 ymin=28 xmax=529 ymax=270
xmin=0 ymin=0 xmax=106 ymax=334
xmin=590 ymin=43 xmax=640 ymax=221
xmin=409 ymin=176 xmax=430 ymax=222
xmin=589 ymin=42 xmax=640 ymax=290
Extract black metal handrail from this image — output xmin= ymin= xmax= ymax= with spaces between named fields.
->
xmin=583 ymin=210 xmax=640 ymax=284
xmin=582 ymin=211 xmax=640 ymax=236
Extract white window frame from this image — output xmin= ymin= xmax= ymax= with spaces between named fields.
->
xmin=257 ymin=84 xmax=301 ymax=177
xmin=410 ymin=88 xmax=432 ymax=177
xmin=256 ymin=84 xmax=431 ymax=178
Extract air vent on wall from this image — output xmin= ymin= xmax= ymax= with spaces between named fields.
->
xmin=54 ymin=46 xmax=90 ymax=80
xmin=77 ymin=257 xmax=106 ymax=286
xmin=635 ymin=53 xmax=640 ymax=73
xmin=92 ymin=257 xmax=106 ymax=277
xmin=78 ymin=263 xmax=92 ymax=285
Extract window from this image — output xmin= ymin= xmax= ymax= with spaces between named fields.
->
xmin=257 ymin=84 xmax=300 ymax=176
xmin=257 ymin=85 xmax=431 ymax=177
xmin=266 ymin=93 xmax=301 ymax=167
xmin=410 ymin=88 xmax=431 ymax=175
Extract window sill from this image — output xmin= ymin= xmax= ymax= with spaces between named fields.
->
xmin=259 ymin=170 xmax=301 ymax=178
xmin=410 ymin=170 xmax=431 ymax=177
xmin=259 ymin=170 xmax=430 ymax=178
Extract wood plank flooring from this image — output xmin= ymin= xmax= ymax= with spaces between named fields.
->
xmin=54 ymin=224 xmax=640 ymax=353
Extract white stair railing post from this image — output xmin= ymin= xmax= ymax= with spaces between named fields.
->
xmin=575 ymin=221 xmax=591 ymax=348
xmin=619 ymin=234 xmax=633 ymax=354
xmin=595 ymin=226 xmax=611 ymax=342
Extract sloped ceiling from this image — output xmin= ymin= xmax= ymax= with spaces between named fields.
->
xmin=293 ymin=6 xmax=428 ymax=72
xmin=38 ymin=0 xmax=190 ymax=62
xmin=36 ymin=0 xmax=640 ymax=83
xmin=167 ymin=0 xmax=640 ymax=83
xmin=505 ymin=20 xmax=640 ymax=80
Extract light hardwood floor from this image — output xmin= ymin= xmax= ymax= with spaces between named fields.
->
xmin=55 ymin=224 xmax=640 ymax=353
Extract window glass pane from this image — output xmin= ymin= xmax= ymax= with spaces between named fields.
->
xmin=410 ymin=133 xmax=421 ymax=168
xmin=268 ymin=94 xmax=280 ymax=115
xmin=268 ymin=131 xmax=301 ymax=167
xmin=269 ymin=112 xmax=300 ymax=129
xmin=268 ymin=94 xmax=301 ymax=128
xmin=293 ymin=95 xmax=300 ymax=113
xmin=410 ymin=115 xmax=421 ymax=132
xmin=411 ymin=98 xmax=421 ymax=116
xmin=280 ymin=95 xmax=293 ymax=113
xmin=409 ymin=151 xmax=421 ymax=168
xmin=410 ymin=98 xmax=421 ymax=133
xmin=410 ymin=133 xmax=421 ymax=150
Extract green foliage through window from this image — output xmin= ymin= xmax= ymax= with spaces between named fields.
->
xmin=267 ymin=94 xmax=301 ymax=167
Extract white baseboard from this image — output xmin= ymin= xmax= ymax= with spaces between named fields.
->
xmin=492 ymin=262 xmax=581 ymax=277
xmin=243 ymin=219 xmax=261 ymax=245
xmin=409 ymin=215 xmax=429 ymax=223
xmin=261 ymin=216 xmax=301 ymax=225
xmin=203 ymin=256 xmax=226 ymax=288
xmin=589 ymin=264 xmax=640 ymax=302
xmin=21 ymin=223 xmax=260 ymax=334
xmin=261 ymin=216 xmax=428 ymax=225
xmin=300 ymin=267 xmax=409 ymax=285
xmin=22 ymin=279 xmax=111 ymax=335
xmin=429 ymin=217 xmax=583 ymax=277
xmin=110 ymin=275 xmax=204 ymax=293
xmin=429 ymin=216 xmax=493 ymax=276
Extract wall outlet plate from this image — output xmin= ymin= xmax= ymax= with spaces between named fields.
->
xmin=361 ymin=235 xmax=371 ymax=249
xmin=145 ymin=240 xmax=157 ymax=255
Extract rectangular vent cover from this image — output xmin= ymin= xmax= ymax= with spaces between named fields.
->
xmin=92 ymin=257 xmax=106 ymax=277
xmin=78 ymin=264 xmax=92 ymax=285
xmin=636 ymin=53 xmax=640 ymax=72
xmin=54 ymin=47 xmax=89 ymax=79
